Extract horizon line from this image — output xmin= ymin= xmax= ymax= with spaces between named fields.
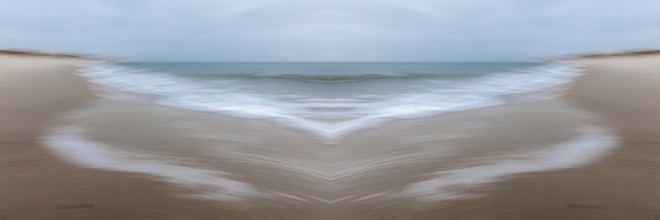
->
xmin=118 ymin=60 xmax=542 ymax=63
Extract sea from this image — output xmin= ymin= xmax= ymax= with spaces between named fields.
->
xmin=80 ymin=62 xmax=580 ymax=141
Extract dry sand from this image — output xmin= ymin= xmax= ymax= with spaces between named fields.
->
xmin=1 ymin=53 xmax=660 ymax=219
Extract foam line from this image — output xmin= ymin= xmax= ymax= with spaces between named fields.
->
xmin=400 ymin=125 xmax=619 ymax=201
xmin=41 ymin=125 xmax=259 ymax=202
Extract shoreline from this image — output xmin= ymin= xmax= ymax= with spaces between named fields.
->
xmin=2 ymin=53 xmax=660 ymax=219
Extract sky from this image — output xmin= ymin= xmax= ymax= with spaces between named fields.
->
xmin=1 ymin=0 xmax=660 ymax=62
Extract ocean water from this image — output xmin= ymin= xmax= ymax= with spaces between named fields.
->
xmin=80 ymin=62 xmax=580 ymax=141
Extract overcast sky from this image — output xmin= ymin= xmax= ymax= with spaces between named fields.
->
xmin=1 ymin=0 xmax=659 ymax=61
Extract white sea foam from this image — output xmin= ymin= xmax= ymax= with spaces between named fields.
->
xmin=399 ymin=125 xmax=618 ymax=202
xmin=41 ymin=125 xmax=259 ymax=202
xmin=40 ymin=109 xmax=619 ymax=205
xmin=78 ymin=62 xmax=583 ymax=141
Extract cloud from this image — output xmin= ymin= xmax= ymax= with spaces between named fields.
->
xmin=1 ymin=0 xmax=659 ymax=61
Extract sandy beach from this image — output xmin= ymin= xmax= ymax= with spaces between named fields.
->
xmin=2 ymin=53 xmax=660 ymax=219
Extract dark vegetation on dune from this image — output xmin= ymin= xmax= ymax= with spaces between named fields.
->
xmin=551 ymin=49 xmax=660 ymax=61
xmin=0 ymin=49 xmax=106 ymax=60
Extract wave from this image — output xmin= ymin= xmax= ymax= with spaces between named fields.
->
xmin=78 ymin=62 xmax=583 ymax=141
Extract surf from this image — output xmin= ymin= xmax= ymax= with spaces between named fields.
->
xmin=78 ymin=62 xmax=583 ymax=141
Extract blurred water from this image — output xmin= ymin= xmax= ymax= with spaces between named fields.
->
xmin=80 ymin=62 xmax=578 ymax=141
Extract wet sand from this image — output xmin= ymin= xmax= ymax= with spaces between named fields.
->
xmin=2 ymin=54 xmax=660 ymax=219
